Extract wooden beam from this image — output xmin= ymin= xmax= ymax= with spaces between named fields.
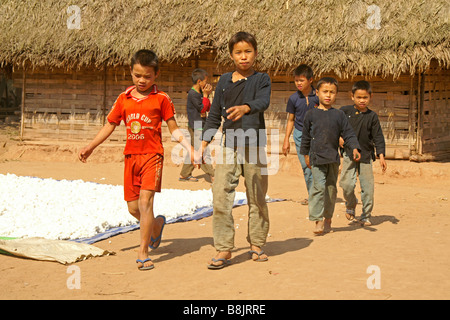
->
xmin=408 ymin=75 xmax=415 ymax=156
xmin=416 ymin=72 xmax=425 ymax=155
xmin=102 ymin=63 xmax=107 ymax=125
xmin=20 ymin=68 xmax=26 ymax=141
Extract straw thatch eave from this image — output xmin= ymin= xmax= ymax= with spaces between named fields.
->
xmin=0 ymin=0 xmax=448 ymax=77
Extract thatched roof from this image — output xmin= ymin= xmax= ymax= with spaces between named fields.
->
xmin=1 ymin=0 xmax=448 ymax=77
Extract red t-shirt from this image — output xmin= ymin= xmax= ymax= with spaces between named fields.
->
xmin=107 ymin=85 xmax=176 ymax=155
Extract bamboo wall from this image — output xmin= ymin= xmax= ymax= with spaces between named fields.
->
xmin=419 ymin=65 xmax=450 ymax=160
xmin=266 ymin=71 xmax=417 ymax=159
xmin=11 ymin=52 xmax=449 ymax=161
xmin=12 ymin=58 xmax=202 ymax=144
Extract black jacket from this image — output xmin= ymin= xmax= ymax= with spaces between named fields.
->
xmin=202 ymin=72 xmax=271 ymax=147
xmin=340 ymin=105 xmax=386 ymax=163
xmin=300 ymin=107 xmax=361 ymax=166
xmin=186 ymin=88 xmax=206 ymax=129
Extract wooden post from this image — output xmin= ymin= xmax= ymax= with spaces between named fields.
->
xmin=195 ymin=55 xmax=199 ymax=69
xmin=408 ymin=75 xmax=415 ymax=156
xmin=19 ymin=68 xmax=26 ymax=141
xmin=102 ymin=63 xmax=107 ymax=125
xmin=416 ymin=72 xmax=425 ymax=155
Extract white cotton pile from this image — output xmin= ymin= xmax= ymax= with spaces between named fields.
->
xmin=0 ymin=174 xmax=246 ymax=241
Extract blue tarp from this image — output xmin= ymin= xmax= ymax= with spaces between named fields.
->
xmin=73 ymin=198 xmax=285 ymax=244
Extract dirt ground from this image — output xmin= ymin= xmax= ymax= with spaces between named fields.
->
xmin=0 ymin=124 xmax=449 ymax=301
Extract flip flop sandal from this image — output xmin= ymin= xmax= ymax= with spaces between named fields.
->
xmin=207 ymin=258 xmax=230 ymax=270
xmin=149 ymin=215 xmax=166 ymax=249
xmin=136 ymin=258 xmax=154 ymax=271
xmin=179 ymin=176 xmax=198 ymax=182
xmin=249 ymin=250 xmax=268 ymax=262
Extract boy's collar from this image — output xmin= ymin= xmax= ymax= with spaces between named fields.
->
xmin=191 ymin=85 xmax=201 ymax=93
xmin=125 ymin=84 xmax=158 ymax=97
xmin=229 ymin=70 xmax=257 ymax=81
xmin=318 ymin=106 xmax=334 ymax=111
xmin=297 ymin=85 xmax=316 ymax=97
xmin=353 ymin=105 xmax=369 ymax=113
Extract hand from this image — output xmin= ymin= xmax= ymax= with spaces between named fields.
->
xmin=226 ymin=105 xmax=251 ymax=121
xmin=202 ymin=83 xmax=212 ymax=96
xmin=197 ymin=140 xmax=211 ymax=168
xmin=353 ymin=149 xmax=361 ymax=162
xmin=193 ymin=148 xmax=203 ymax=169
xmin=304 ymin=154 xmax=311 ymax=169
xmin=282 ymin=139 xmax=290 ymax=156
xmin=339 ymin=137 xmax=344 ymax=148
xmin=188 ymin=146 xmax=196 ymax=167
xmin=379 ymin=155 xmax=387 ymax=173
xmin=78 ymin=146 xmax=93 ymax=163
xmin=188 ymin=146 xmax=202 ymax=169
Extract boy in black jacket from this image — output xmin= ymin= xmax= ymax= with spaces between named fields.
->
xmin=300 ymin=77 xmax=361 ymax=235
xmin=201 ymin=31 xmax=271 ymax=269
xmin=339 ymin=80 xmax=387 ymax=226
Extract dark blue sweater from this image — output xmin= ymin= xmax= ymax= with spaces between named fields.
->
xmin=286 ymin=87 xmax=319 ymax=131
xmin=340 ymin=105 xmax=386 ymax=163
xmin=203 ymin=72 xmax=271 ymax=147
xmin=300 ymin=107 xmax=361 ymax=166
xmin=186 ymin=88 xmax=206 ymax=129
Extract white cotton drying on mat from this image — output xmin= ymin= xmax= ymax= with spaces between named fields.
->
xmin=0 ymin=173 xmax=246 ymax=241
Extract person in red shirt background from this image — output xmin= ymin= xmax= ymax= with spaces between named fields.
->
xmin=79 ymin=49 xmax=195 ymax=271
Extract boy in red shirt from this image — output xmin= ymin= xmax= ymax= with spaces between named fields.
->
xmin=79 ymin=50 xmax=195 ymax=270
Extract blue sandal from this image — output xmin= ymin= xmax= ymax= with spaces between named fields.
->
xmin=149 ymin=215 xmax=166 ymax=249
xmin=136 ymin=258 xmax=154 ymax=271
xmin=207 ymin=258 xmax=230 ymax=270
xmin=249 ymin=250 xmax=268 ymax=262
xmin=179 ymin=175 xmax=198 ymax=182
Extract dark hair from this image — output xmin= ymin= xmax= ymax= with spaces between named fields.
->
xmin=131 ymin=49 xmax=159 ymax=72
xmin=294 ymin=64 xmax=314 ymax=79
xmin=352 ymin=80 xmax=372 ymax=95
xmin=228 ymin=31 xmax=257 ymax=53
xmin=191 ymin=68 xmax=208 ymax=84
xmin=317 ymin=77 xmax=339 ymax=92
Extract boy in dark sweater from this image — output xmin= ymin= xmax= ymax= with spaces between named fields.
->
xmin=339 ymin=80 xmax=387 ymax=226
xmin=201 ymin=31 xmax=271 ymax=269
xmin=179 ymin=68 xmax=215 ymax=182
xmin=300 ymin=77 xmax=361 ymax=235
xmin=282 ymin=64 xmax=319 ymax=205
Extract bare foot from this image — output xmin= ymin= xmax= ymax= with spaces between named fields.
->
xmin=360 ymin=218 xmax=372 ymax=226
xmin=313 ymin=220 xmax=324 ymax=235
xmin=324 ymin=218 xmax=333 ymax=233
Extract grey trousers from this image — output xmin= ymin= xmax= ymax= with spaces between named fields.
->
xmin=180 ymin=127 xmax=215 ymax=178
xmin=309 ymin=163 xmax=339 ymax=221
xmin=211 ymin=146 xmax=269 ymax=251
xmin=339 ymin=153 xmax=374 ymax=220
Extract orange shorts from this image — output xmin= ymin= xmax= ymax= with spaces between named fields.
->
xmin=123 ymin=153 xmax=163 ymax=201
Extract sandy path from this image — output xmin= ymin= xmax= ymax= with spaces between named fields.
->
xmin=0 ymin=139 xmax=449 ymax=300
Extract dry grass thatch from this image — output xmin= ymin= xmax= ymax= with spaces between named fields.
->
xmin=0 ymin=0 xmax=448 ymax=77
